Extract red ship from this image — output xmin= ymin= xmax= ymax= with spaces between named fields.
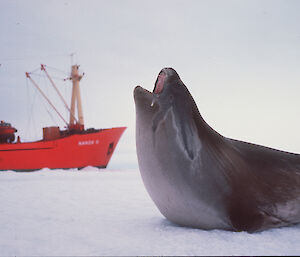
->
xmin=0 ymin=64 xmax=126 ymax=171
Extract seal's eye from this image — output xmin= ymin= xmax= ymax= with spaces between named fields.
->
xmin=153 ymin=72 xmax=165 ymax=94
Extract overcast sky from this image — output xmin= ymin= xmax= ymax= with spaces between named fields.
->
xmin=1 ymin=0 xmax=300 ymax=168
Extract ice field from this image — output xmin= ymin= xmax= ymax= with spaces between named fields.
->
xmin=1 ymin=167 xmax=299 ymax=256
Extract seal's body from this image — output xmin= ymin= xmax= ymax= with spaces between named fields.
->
xmin=134 ymin=68 xmax=300 ymax=232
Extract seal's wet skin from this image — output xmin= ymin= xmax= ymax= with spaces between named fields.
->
xmin=134 ymin=68 xmax=300 ymax=233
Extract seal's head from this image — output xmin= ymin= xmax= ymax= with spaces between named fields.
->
xmin=134 ymin=67 xmax=195 ymax=122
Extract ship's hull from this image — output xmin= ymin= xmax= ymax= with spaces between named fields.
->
xmin=0 ymin=127 xmax=126 ymax=171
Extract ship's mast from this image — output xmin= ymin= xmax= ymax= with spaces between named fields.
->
xmin=69 ymin=65 xmax=84 ymax=127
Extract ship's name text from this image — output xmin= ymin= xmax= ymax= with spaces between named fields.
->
xmin=78 ymin=140 xmax=99 ymax=146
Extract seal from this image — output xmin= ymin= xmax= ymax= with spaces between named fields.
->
xmin=134 ymin=68 xmax=300 ymax=233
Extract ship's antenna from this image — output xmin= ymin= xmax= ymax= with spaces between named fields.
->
xmin=26 ymin=72 xmax=69 ymax=126
xmin=70 ymin=52 xmax=76 ymax=66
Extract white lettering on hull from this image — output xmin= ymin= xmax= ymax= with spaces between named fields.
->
xmin=78 ymin=140 xmax=100 ymax=146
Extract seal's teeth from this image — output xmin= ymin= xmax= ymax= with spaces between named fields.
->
xmin=150 ymin=99 xmax=155 ymax=107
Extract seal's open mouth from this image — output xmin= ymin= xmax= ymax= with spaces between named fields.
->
xmin=153 ymin=71 xmax=166 ymax=94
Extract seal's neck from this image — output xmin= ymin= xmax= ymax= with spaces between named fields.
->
xmin=190 ymin=99 xmax=226 ymax=151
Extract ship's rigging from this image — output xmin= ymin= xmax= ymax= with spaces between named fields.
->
xmin=25 ymin=64 xmax=85 ymax=133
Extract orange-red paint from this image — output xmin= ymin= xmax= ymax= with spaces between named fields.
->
xmin=0 ymin=127 xmax=126 ymax=171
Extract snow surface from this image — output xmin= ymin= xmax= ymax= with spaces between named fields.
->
xmin=1 ymin=167 xmax=300 ymax=256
